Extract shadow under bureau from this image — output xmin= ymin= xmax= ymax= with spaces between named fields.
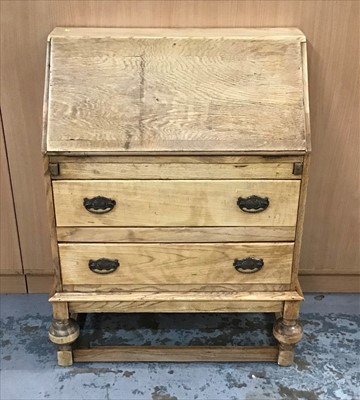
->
xmin=43 ymin=27 xmax=311 ymax=366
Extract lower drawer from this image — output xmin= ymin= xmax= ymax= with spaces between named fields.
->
xmin=59 ymin=243 xmax=294 ymax=286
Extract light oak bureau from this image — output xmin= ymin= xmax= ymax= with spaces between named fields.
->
xmin=43 ymin=27 xmax=311 ymax=366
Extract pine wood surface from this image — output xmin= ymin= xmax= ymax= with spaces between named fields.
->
xmin=49 ymin=27 xmax=305 ymax=40
xmin=62 ymin=283 xmax=291 ymax=293
xmin=45 ymin=28 xmax=307 ymax=154
xmin=73 ymin=346 xmax=279 ymax=363
xmin=58 ymin=243 xmax=294 ymax=285
xmin=56 ymin=226 xmax=296 ymax=243
xmin=53 ymin=180 xmax=300 ymax=227
xmin=54 ymin=162 xmax=301 ymax=180
xmin=50 ymin=155 xmax=304 ymax=164
xmin=50 ymin=291 xmax=303 ymax=303
xmin=68 ymin=300 xmax=283 ymax=313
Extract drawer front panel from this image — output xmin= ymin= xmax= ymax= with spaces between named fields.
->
xmin=57 ymin=226 xmax=296 ymax=243
xmin=53 ymin=180 xmax=300 ymax=227
xmin=59 ymin=243 xmax=294 ymax=285
xmin=54 ymin=162 xmax=300 ymax=180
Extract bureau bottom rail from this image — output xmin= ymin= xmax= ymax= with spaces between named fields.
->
xmin=48 ymin=286 xmax=304 ymax=367
xmin=72 ymin=346 xmax=279 ymax=363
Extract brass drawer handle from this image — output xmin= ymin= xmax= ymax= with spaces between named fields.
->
xmin=233 ymin=257 xmax=264 ymax=273
xmin=88 ymin=258 xmax=120 ymax=274
xmin=237 ymin=195 xmax=269 ymax=213
xmin=83 ymin=196 xmax=116 ymax=214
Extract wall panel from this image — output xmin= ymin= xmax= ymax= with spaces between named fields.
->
xmin=0 ymin=111 xmax=23 ymax=276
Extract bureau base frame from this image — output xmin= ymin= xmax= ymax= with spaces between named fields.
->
xmin=48 ymin=289 xmax=304 ymax=367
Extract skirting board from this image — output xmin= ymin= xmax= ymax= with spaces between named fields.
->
xmin=0 ymin=274 xmax=359 ymax=294
xmin=0 ymin=276 xmax=27 ymax=293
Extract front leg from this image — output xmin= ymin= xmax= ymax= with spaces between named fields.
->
xmin=49 ymin=303 xmax=80 ymax=366
xmin=273 ymin=300 xmax=303 ymax=366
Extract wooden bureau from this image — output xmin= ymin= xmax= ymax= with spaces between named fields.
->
xmin=43 ymin=27 xmax=310 ymax=366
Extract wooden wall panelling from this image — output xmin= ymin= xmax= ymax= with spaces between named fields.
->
xmin=0 ymin=276 xmax=27 ymax=294
xmin=0 ymin=1 xmax=359 ymax=291
xmin=0 ymin=110 xmax=24 ymax=276
xmin=26 ymin=275 xmax=53 ymax=294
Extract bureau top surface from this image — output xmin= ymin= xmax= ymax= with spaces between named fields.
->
xmin=43 ymin=28 xmax=310 ymax=155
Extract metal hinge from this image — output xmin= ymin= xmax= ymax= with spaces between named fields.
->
xmin=49 ymin=163 xmax=60 ymax=177
xmin=292 ymin=162 xmax=303 ymax=176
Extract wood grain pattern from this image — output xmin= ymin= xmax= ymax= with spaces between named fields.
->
xmin=69 ymin=300 xmax=283 ymax=313
xmin=55 ymin=162 xmax=300 ymax=180
xmin=0 ymin=113 xmax=23 ymax=275
xmin=73 ymin=346 xmax=279 ymax=362
xmin=59 ymin=243 xmax=294 ymax=285
xmin=56 ymin=226 xmax=296 ymax=243
xmin=24 ymin=274 xmax=360 ymax=293
xmin=50 ymin=27 xmax=305 ymax=40
xmin=51 ymin=155 xmax=304 ymax=164
xmin=63 ymin=283 xmax=291 ymax=293
xmin=50 ymin=291 xmax=303 ymax=303
xmin=1 ymin=1 xmax=359 ymax=287
xmin=53 ymin=180 xmax=300 ymax=227
xmin=45 ymin=29 xmax=307 ymax=154
xmin=291 ymin=154 xmax=311 ymax=288
xmin=43 ymin=156 xmax=63 ymax=291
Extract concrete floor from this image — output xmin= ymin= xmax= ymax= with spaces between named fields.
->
xmin=0 ymin=293 xmax=359 ymax=400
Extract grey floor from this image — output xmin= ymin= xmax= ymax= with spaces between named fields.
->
xmin=0 ymin=293 xmax=359 ymax=400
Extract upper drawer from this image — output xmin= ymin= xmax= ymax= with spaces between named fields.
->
xmin=53 ymin=180 xmax=300 ymax=227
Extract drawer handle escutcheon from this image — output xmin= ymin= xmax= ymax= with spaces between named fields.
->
xmin=233 ymin=257 xmax=264 ymax=274
xmin=237 ymin=195 xmax=269 ymax=213
xmin=83 ymin=196 xmax=116 ymax=214
xmin=88 ymin=258 xmax=120 ymax=274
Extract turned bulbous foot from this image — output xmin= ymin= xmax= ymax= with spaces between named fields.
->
xmin=49 ymin=319 xmax=80 ymax=366
xmin=49 ymin=318 xmax=80 ymax=345
xmin=273 ymin=318 xmax=303 ymax=366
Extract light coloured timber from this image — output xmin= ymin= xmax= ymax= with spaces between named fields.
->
xmin=59 ymin=243 xmax=294 ymax=285
xmin=73 ymin=345 xmax=279 ymax=363
xmin=49 ymin=27 xmax=305 ymax=40
xmin=57 ymin=348 xmax=73 ymax=367
xmin=45 ymin=30 xmax=306 ymax=154
xmin=52 ymin=302 xmax=69 ymax=320
xmin=43 ymin=156 xmax=63 ymax=291
xmin=54 ymin=162 xmax=301 ymax=180
xmin=291 ymin=154 xmax=311 ymax=288
xmin=50 ymin=290 xmax=303 ymax=303
xmin=283 ymin=301 xmax=301 ymax=320
xmin=68 ymin=300 xmax=283 ymax=313
xmin=63 ymin=283 xmax=291 ymax=292
xmin=50 ymin=155 xmax=304 ymax=164
xmin=56 ymin=226 xmax=296 ymax=243
xmin=53 ymin=180 xmax=301 ymax=227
